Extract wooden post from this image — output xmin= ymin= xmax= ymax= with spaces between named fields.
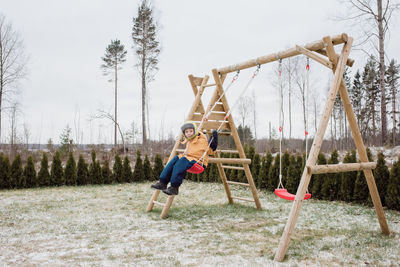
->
xmin=274 ymin=37 xmax=353 ymax=262
xmin=146 ymin=190 xmax=160 ymax=212
xmin=160 ymin=196 xmax=175 ymax=219
xmin=337 ymin=80 xmax=390 ymax=235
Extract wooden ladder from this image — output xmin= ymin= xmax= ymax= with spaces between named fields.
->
xmin=146 ymin=73 xmax=261 ymax=218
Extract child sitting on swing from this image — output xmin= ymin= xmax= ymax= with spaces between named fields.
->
xmin=151 ymin=121 xmax=218 ymax=195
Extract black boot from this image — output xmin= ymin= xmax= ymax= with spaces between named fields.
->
xmin=151 ymin=180 xmax=167 ymax=190
xmin=162 ymin=186 xmax=179 ymax=195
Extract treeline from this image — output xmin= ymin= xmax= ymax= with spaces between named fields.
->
xmin=333 ymin=57 xmax=399 ymax=148
xmin=186 ymin=146 xmax=400 ymax=211
xmin=0 ymin=150 xmax=163 ymax=189
xmin=1 ymin=147 xmax=400 ymax=212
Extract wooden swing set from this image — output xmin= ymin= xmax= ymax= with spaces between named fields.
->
xmin=146 ymin=33 xmax=390 ymax=261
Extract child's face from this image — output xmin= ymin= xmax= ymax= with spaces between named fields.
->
xmin=185 ymin=128 xmax=195 ymax=138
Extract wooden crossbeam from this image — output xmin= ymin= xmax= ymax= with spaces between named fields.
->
xmin=208 ymin=158 xmax=251 ymax=164
xmin=295 ymin=45 xmax=333 ymax=69
xmin=315 ymin=49 xmax=354 ymax=67
xmin=217 ymin=33 xmax=353 ymax=74
xmin=307 ymin=162 xmax=376 ymax=174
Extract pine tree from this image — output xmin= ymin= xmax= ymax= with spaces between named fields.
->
xmin=373 ymin=152 xmax=389 ymax=206
xmin=64 ymin=152 xmax=77 ymax=186
xmin=59 ymin=125 xmax=73 ymax=157
xmin=122 ymin=156 xmax=133 ymax=183
xmin=101 ymin=159 xmax=112 ymax=184
xmin=339 ymin=150 xmax=357 ymax=202
xmin=89 ymin=150 xmax=102 ymax=184
xmin=386 ymin=156 xmax=400 ymax=211
xmin=9 ymin=154 xmax=23 ymax=188
xmin=132 ymin=150 xmax=144 ymax=182
xmin=363 ymin=56 xmax=381 ymax=141
xmin=311 ymin=153 xmax=327 ymax=199
xmin=51 ymin=151 xmax=64 ymax=186
xmin=353 ymin=148 xmax=373 ymax=204
xmin=76 ymin=155 xmax=89 ymax=186
xmin=143 ymin=154 xmax=153 ymax=181
xmin=267 ymin=153 xmax=280 ymax=192
xmin=132 ymin=0 xmax=161 ymax=145
xmin=37 ymin=153 xmax=50 ymax=187
xmin=152 ymin=154 xmax=164 ymax=181
xmin=349 ymin=70 xmax=364 ymax=129
xmin=23 ymin=156 xmax=37 ymax=188
xmin=208 ymin=163 xmax=219 ymax=183
xmin=321 ymin=150 xmax=340 ymax=200
xmin=113 ymin=154 xmax=123 ymax=183
xmin=100 ymin=40 xmax=127 ymax=147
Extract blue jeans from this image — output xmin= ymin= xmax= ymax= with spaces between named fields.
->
xmin=159 ymin=156 xmax=196 ymax=188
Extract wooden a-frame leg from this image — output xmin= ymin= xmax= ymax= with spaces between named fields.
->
xmin=274 ymin=38 xmax=353 ymax=262
xmin=338 ymin=79 xmax=389 ymax=235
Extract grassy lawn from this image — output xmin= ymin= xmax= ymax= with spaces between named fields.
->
xmin=1 ymin=181 xmax=399 ymax=266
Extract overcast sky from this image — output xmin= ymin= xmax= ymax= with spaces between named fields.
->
xmin=1 ymin=0 xmax=400 ymax=145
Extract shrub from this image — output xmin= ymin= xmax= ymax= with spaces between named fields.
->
xmin=132 ymin=151 xmax=144 ymax=182
xmin=11 ymin=154 xmax=24 ymax=188
xmin=101 ymin=159 xmax=112 ymax=184
xmin=152 ymin=154 xmax=164 ymax=181
xmin=386 ymin=156 xmax=400 ymax=211
xmin=143 ymin=154 xmax=153 ymax=181
xmin=50 ymin=151 xmax=64 ymax=186
xmin=64 ymin=152 xmax=77 ymax=186
xmin=113 ymin=154 xmax=123 ymax=183
xmin=24 ymin=156 xmax=37 ymax=188
xmin=38 ymin=153 xmax=51 ymax=187
xmin=311 ymin=153 xmax=327 ymax=199
xmin=76 ymin=155 xmax=89 ymax=185
xmin=339 ymin=150 xmax=357 ymax=202
xmin=373 ymin=152 xmax=389 ymax=206
xmin=122 ymin=156 xmax=133 ymax=183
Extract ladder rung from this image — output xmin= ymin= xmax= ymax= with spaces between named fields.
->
xmin=203 ymin=83 xmax=216 ymax=87
xmin=211 ymin=111 xmax=226 ymax=114
xmin=216 ymin=102 xmax=223 ymax=105
xmin=152 ymin=201 xmax=166 ymax=207
xmin=193 ymin=112 xmax=202 ymax=115
xmin=231 ymin=196 xmax=254 ymax=202
xmin=227 ymin=181 xmax=250 ymax=186
xmin=222 ymin=165 xmax=245 ymax=170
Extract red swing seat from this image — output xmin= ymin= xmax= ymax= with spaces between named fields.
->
xmin=274 ymin=188 xmax=311 ymax=201
xmin=187 ymin=163 xmax=205 ymax=174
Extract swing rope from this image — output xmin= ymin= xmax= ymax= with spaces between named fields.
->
xmin=305 ymin=57 xmax=310 ymax=163
xmin=274 ymin=58 xmax=311 ymax=201
xmin=278 ymin=59 xmax=284 ymax=189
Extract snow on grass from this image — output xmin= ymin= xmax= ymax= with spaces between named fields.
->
xmin=1 ymin=181 xmax=399 ymax=266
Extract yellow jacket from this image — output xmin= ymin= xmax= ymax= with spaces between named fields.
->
xmin=179 ymin=132 xmax=213 ymax=166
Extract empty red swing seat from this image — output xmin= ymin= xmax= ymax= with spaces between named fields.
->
xmin=274 ymin=188 xmax=311 ymax=201
xmin=187 ymin=163 xmax=204 ymax=174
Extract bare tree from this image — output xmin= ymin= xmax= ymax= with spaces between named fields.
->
xmin=23 ymin=121 xmax=30 ymax=150
xmin=132 ymin=0 xmax=161 ymax=146
xmin=338 ymin=0 xmax=400 ymax=145
xmin=0 ymin=14 xmax=28 ymax=145
xmin=90 ymin=109 xmax=126 ymax=153
xmin=8 ymin=101 xmax=21 ymax=155
xmin=283 ymin=57 xmax=299 ymax=139
xmin=293 ymin=57 xmax=309 ymax=141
